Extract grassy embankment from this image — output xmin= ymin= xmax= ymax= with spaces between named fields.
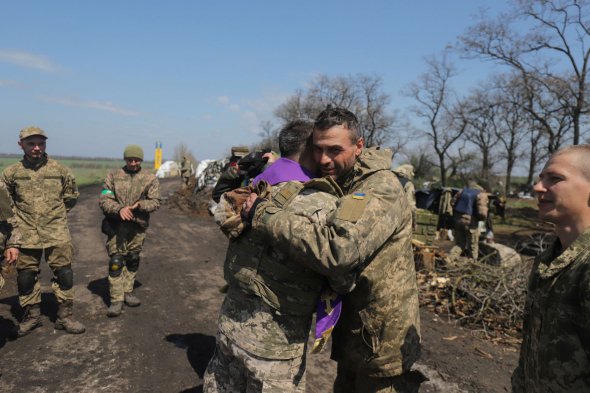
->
xmin=0 ymin=155 xmax=155 ymax=186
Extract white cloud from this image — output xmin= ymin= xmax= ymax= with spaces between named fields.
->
xmin=39 ymin=95 xmax=139 ymax=116
xmin=0 ymin=50 xmax=60 ymax=72
xmin=217 ymin=96 xmax=230 ymax=105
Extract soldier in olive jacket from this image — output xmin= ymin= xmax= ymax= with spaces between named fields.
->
xmin=2 ymin=126 xmax=85 ymax=336
xmin=99 ymin=145 xmax=161 ymax=317
xmin=246 ymin=107 xmax=421 ymax=393
xmin=512 ymin=144 xmax=590 ymax=392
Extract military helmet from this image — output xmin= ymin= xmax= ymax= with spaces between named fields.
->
xmin=19 ymin=126 xmax=47 ymax=140
xmin=124 ymin=145 xmax=144 ymax=160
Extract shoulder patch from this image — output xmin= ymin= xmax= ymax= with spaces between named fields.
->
xmin=336 ymin=193 xmax=372 ymax=222
xmin=101 ymin=189 xmax=114 ymax=196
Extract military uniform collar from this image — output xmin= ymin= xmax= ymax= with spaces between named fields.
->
xmin=22 ymin=153 xmax=48 ymax=170
xmin=337 ymin=147 xmax=393 ymax=191
xmin=537 ymin=228 xmax=590 ymax=279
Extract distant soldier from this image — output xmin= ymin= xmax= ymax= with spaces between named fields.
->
xmin=99 ymin=145 xmax=161 ymax=317
xmin=2 ymin=126 xmax=85 ymax=336
xmin=512 ymin=144 xmax=590 ymax=392
xmin=393 ymin=164 xmax=417 ymax=229
xmin=452 ymin=180 xmax=489 ymax=260
xmin=180 ymin=155 xmax=193 ymax=190
xmin=0 ymin=182 xmax=20 ymax=291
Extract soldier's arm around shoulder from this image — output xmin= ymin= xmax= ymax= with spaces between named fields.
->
xmin=137 ymin=175 xmax=161 ymax=213
xmin=62 ymin=166 xmax=79 ymax=211
xmin=99 ymin=170 xmax=123 ymax=215
xmin=252 ymin=171 xmax=410 ymax=277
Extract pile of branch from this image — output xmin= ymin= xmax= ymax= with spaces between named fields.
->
xmin=416 ymin=251 xmax=531 ymax=341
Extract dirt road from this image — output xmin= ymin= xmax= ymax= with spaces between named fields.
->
xmin=0 ymin=179 xmax=518 ymax=392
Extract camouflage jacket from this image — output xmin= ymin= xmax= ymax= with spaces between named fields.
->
xmin=219 ymin=179 xmax=345 ymax=360
xmin=253 ymin=148 xmax=421 ymax=377
xmin=511 ymin=228 xmax=590 ymax=393
xmin=99 ymin=167 xmax=161 ymax=229
xmin=2 ymin=155 xmax=78 ymax=248
xmin=180 ymin=159 xmax=192 ymax=176
xmin=0 ymin=181 xmax=20 ymax=251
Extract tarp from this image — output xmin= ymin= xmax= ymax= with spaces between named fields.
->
xmin=156 ymin=161 xmax=180 ymax=178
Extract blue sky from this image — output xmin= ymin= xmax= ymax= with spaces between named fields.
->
xmin=0 ymin=1 xmax=510 ymax=161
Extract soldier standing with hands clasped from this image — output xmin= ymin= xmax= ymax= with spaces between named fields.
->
xmin=2 ymin=126 xmax=85 ymax=336
xmin=99 ymin=145 xmax=161 ymax=317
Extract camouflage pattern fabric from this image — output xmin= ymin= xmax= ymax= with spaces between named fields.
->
xmin=453 ymin=213 xmax=481 ymax=259
xmin=0 ymin=180 xmax=20 ymax=250
xmin=203 ymin=331 xmax=306 ymax=393
xmin=17 ymin=244 xmax=74 ymax=306
xmin=252 ymin=148 xmax=421 ymax=379
xmin=2 ymin=155 xmax=78 ymax=248
xmin=511 ymin=228 xmax=590 ymax=393
xmin=218 ymin=180 xmax=342 ymax=360
xmin=180 ymin=157 xmax=192 ymax=189
xmin=99 ymin=167 xmax=161 ymax=302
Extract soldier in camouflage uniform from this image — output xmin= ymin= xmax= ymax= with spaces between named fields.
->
xmin=180 ymin=155 xmax=193 ymax=190
xmin=204 ymin=120 xmax=354 ymax=392
xmin=2 ymin=126 xmax=85 ymax=336
xmin=452 ymin=180 xmax=489 ymax=260
xmin=511 ymin=144 xmax=590 ymax=392
xmin=246 ymin=107 xmax=421 ymax=393
xmin=99 ymin=145 xmax=161 ymax=317
xmin=0 ymin=182 xmax=20 ymax=291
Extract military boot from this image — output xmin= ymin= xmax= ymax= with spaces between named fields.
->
xmin=17 ymin=303 xmax=42 ymax=337
xmin=55 ymin=300 xmax=86 ymax=334
xmin=107 ymin=301 xmax=123 ymax=317
xmin=124 ymin=292 xmax=141 ymax=307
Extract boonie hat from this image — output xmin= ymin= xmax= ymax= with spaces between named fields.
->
xmin=19 ymin=126 xmax=47 ymax=140
xmin=124 ymin=145 xmax=144 ymax=160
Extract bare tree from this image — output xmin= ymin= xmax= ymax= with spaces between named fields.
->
xmin=173 ymin=142 xmax=197 ymax=165
xmin=404 ymin=54 xmax=467 ymax=187
xmin=459 ymin=0 xmax=590 ymax=145
xmin=274 ymin=74 xmax=401 ymax=147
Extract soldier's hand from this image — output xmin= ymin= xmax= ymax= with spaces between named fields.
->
xmin=119 ymin=206 xmax=135 ymax=221
xmin=5 ymin=248 xmax=18 ymax=264
xmin=242 ymin=193 xmax=258 ymax=217
xmin=130 ymin=202 xmax=140 ymax=210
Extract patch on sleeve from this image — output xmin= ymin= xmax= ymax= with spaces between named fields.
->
xmin=101 ymin=189 xmax=114 ymax=196
xmin=336 ymin=193 xmax=371 ymax=222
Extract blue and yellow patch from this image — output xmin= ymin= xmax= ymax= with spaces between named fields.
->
xmin=352 ymin=193 xmax=365 ymax=200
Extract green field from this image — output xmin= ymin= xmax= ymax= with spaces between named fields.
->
xmin=0 ymin=155 xmax=156 ymax=186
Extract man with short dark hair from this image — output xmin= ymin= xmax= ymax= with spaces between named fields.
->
xmin=246 ymin=107 xmax=421 ymax=392
xmin=2 ymin=126 xmax=85 ymax=336
xmin=511 ymin=144 xmax=590 ymax=392
xmin=99 ymin=145 xmax=161 ymax=317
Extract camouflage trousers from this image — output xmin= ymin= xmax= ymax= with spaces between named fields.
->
xmin=16 ymin=244 xmax=74 ymax=307
xmin=203 ymin=332 xmax=306 ymax=393
xmin=453 ymin=215 xmax=480 ymax=260
xmin=333 ymin=363 xmax=423 ymax=393
xmin=106 ymin=226 xmax=145 ymax=303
